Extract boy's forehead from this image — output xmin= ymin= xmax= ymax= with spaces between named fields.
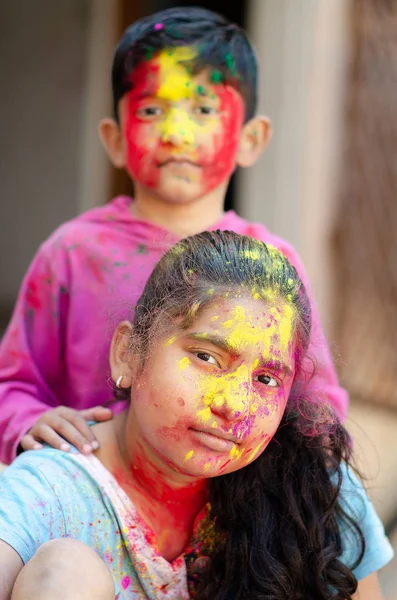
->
xmin=129 ymin=46 xmax=233 ymax=100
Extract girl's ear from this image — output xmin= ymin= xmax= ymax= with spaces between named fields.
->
xmin=236 ymin=115 xmax=272 ymax=168
xmin=98 ymin=118 xmax=126 ymax=169
xmin=109 ymin=321 xmax=135 ymax=389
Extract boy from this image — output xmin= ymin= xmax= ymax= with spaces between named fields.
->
xmin=0 ymin=6 xmax=347 ymax=464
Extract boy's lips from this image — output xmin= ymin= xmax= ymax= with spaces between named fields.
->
xmin=158 ymin=157 xmax=201 ymax=168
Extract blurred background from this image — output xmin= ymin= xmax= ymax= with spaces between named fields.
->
xmin=1 ymin=0 xmax=396 ymax=594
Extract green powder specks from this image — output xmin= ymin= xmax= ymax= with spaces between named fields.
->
xmin=146 ymin=47 xmax=154 ymax=60
xmin=211 ymin=70 xmax=223 ymax=84
xmin=225 ymin=53 xmax=237 ymax=77
xmin=197 ymin=84 xmax=206 ymax=96
xmin=136 ymin=244 xmax=149 ymax=255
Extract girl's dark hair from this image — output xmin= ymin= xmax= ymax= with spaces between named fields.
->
xmin=112 ymin=6 xmax=257 ymax=122
xmin=131 ymin=231 xmax=364 ymax=599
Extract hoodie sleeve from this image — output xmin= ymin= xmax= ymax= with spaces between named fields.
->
xmin=276 ymin=239 xmax=349 ymax=420
xmin=0 ymin=238 xmax=69 ymax=464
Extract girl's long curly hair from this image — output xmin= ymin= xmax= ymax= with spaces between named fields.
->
xmin=130 ymin=230 xmax=364 ymax=600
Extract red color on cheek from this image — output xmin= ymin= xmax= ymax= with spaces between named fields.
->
xmin=198 ymin=87 xmax=245 ymax=193
xmin=122 ymin=62 xmax=162 ymax=187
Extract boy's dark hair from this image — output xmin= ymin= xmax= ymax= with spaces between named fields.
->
xmin=112 ymin=6 xmax=258 ymax=122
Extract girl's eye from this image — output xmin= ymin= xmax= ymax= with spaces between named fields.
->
xmin=195 ymin=352 xmax=219 ymax=366
xmin=255 ymin=374 xmax=278 ymax=388
xmin=195 ymin=106 xmax=217 ymax=116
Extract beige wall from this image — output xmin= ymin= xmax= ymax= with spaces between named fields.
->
xmin=242 ymin=1 xmax=397 ymax=593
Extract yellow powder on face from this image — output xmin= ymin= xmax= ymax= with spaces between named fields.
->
xmin=156 ymin=47 xmax=197 ymax=101
xmin=246 ymin=442 xmax=265 ymax=463
xmin=184 ymin=450 xmax=194 ymax=461
xmin=221 ymin=304 xmax=294 ymax=356
xmin=197 ymin=406 xmax=212 ymax=423
xmin=178 ymin=357 xmax=191 ymax=370
xmin=164 ymin=336 xmax=176 ymax=347
xmin=200 ymin=364 xmax=250 ymax=416
xmin=277 ymin=303 xmax=294 ymax=352
xmin=204 ymin=461 xmax=211 ymax=472
xmin=229 ymin=444 xmax=244 ymax=461
xmin=211 ymin=315 xmax=219 ymax=322
xmin=155 ymin=46 xmax=218 ymax=145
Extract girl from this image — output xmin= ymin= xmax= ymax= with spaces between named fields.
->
xmin=0 ymin=231 xmax=392 ymax=599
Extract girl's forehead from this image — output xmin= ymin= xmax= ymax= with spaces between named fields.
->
xmin=187 ymin=294 xmax=296 ymax=355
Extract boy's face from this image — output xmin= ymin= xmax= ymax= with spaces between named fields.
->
xmin=118 ymin=47 xmax=246 ymax=204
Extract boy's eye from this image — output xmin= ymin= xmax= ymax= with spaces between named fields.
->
xmin=137 ymin=106 xmax=163 ymax=118
xmin=255 ymin=374 xmax=278 ymax=388
xmin=194 ymin=106 xmax=218 ymax=116
xmin=195 ymin=352 xmax=219 ymax=366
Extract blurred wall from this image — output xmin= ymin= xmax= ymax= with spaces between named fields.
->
xmin=0 ymin=0 xmax=90 ymax=319
xmin=239 ymin=0 xmax=351 ymax=335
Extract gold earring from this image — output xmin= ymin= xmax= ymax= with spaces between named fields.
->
xmin=116 ymin=375 xmax=124 ymax=389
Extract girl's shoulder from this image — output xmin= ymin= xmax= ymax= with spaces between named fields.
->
xmin=338 ymin=463 xmax=394 ymax=580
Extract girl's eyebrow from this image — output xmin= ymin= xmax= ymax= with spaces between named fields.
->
xmin=185 ymin=332 xmax=294 ymax=376
xmin=185 ymin=332 xmax=237 ymax=354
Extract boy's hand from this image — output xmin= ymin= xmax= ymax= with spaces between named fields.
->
xmin=19 ymin=406 xmax=113 ymax=454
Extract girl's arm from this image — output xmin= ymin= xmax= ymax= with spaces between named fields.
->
xmin=0 ymin=540 xmax=23 ymax=600
xmin=353 ymin=572 xmax=385 ymax=600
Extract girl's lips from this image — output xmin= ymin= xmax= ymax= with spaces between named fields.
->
xmin=189 ymin=428 xmax=237 ymax=452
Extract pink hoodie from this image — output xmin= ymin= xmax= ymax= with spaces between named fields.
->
xmin=0 ymin=196 xmax=347 ymax=463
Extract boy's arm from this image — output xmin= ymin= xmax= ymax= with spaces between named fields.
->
xmin=279 ymin=243 xmax=349 ymax=420
xmin=0 ymin=243 xmax=67 ymax=464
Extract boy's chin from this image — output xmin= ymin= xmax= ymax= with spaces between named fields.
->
xmin=152 ymin=181 xmax=210 ymax=205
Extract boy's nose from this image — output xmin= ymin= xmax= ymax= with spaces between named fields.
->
xmin=160 ymin=110 xmax=196 ymax=147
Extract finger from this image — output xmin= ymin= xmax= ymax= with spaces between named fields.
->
xmin=26 ymin=425 xmax=71 ymax=452
xmin=80 ymin=406 xmax=113 ymax=422
xmin=19 ymin=434 xmax=43 ymax=451
xmin=55 ymin=414 xmax=98 ymax=454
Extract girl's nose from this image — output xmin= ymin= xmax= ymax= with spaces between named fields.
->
xmin=209 ymin=366 xmax=251 ymax=422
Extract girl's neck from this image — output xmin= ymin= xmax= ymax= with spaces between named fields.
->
xmin=95 ymin=413 xmax=208 ymax=561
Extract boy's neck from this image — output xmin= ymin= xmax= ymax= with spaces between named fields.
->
xmin=130 ymin=184 xmax=228 ymax=238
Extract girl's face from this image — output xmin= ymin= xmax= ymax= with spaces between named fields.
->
xmin=126 ymin=293 xmax=297 ymax=479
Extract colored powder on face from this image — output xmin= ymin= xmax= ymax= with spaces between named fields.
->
xmin=184 ymin=450 xmax=194 ymax=461
xmin=164 ymin=336 xmax=176 ymax=347
xmin=156 ymin=47 xmax=197 ymax=102
xmin=198 ymin=364 xmax=251 ymax=418
xmin=178 ymin=357 xmax=191 ymax=370
xmin=197 ymin=84 xmax=206 ymax=96
xmin=211 ymin=70 xmax=223 ymax=84
xmin=222 ymin=304 xmax=294 ymax=355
